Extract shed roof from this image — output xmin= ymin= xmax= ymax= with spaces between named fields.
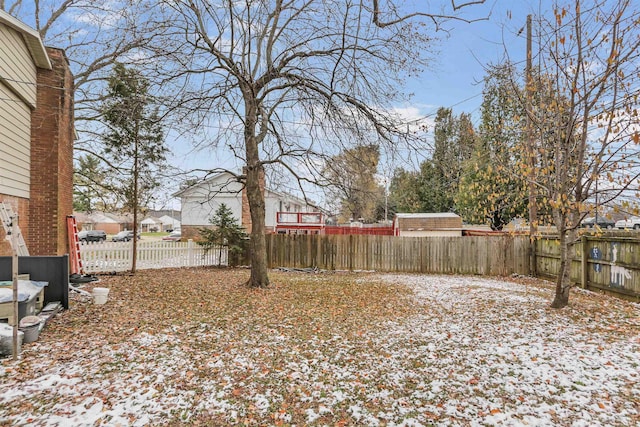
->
xmin=395 ymin=213 xmax=460 ymax=219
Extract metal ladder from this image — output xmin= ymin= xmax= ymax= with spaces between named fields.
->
xmin=0 ymin=202 xmax=29 ymax=256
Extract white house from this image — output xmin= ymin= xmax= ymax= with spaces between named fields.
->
xmin=140 ymin=216 xmax=163 ymax=232
xmin=174 ymin=171 xmax=316 ymax=238
xmin=158 ymin=215 xmax=181 ymax=231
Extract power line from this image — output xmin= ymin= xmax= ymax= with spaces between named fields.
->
xmin=1 ymin=74 xmax=488 ymax=133
xmin=402 ymin=92 xmax=485 ymax=127
xmin=0 ymin=75 xmax=68 ymax=91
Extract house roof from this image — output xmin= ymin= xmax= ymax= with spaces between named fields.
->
xmin=73 ymin=211 xmax=132 ymax=224
xmin=147 ymin=210 xmax=181 ymax=221
xmin=141 ymin=217 xmax=162 ymax=225
xmin=172 ymin=172 xmax=238 ymax=198
xmin=0 ymin=10 xmax=51 ymax=70
xmin=158 ymin=215 xmax=181 ymax=225
xmin=174 ymin=171 xmax=319 ymax=209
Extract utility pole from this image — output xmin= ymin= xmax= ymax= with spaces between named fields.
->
xmin=526 ymin=14 xmax=538 ymax=276
xmin=384 ymin=176 xmax=389 ymax=223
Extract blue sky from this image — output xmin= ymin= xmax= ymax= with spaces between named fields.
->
xmin=405 ymin=0 xmax=544 ymax=125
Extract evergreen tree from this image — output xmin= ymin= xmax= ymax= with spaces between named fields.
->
xmin=102 ymin=62 xmax=167 ymax=273
xmin=73 ymin=154 xmax=108 ymax=212
xmin=198 ymin=203 xmax=248 ymax=267
xmin=388 ymin=167 xmax=422 ymax=213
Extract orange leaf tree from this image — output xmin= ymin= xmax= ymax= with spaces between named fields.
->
xmin=526 ymin=0 xmax=640 ymax=308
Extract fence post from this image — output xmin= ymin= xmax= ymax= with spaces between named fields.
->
xmin=348 ymin=234 xmax=354 ymax=271
xmin=129 ymin=240 xmax=135 ymax=271
xmin=188 ymin=239 xmax=194 ymax=267
xmin=581 ymin=235 xmax=588 ymax=289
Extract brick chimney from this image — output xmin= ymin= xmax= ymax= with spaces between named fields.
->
xmin=28 ymin=48 xmax=74 ymax=255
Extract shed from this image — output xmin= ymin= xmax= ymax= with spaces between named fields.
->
xmin=393 ymin=213 xmax=463 ymax=237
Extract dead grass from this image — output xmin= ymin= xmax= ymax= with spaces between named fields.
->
xmin=1 ymin=268 xmax=638 ymax=426
xmin=62 ymin=268 xmax=418 ymax=342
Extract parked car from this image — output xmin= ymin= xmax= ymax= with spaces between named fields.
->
xmin=162 ymin=231 xmax=181 ymax=241
xmin=112 ymin=230 xmax=140 ymax=242
xmin=580 ymin=217 xmax=615 ymax=229
xmin=78 ymin=230 xmax=107 ymax=243
xmin=615 ymin=216 xmax=640 ymax=229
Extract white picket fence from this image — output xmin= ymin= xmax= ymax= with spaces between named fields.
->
xmin=79 ymin=240 xmax=228 ymax=273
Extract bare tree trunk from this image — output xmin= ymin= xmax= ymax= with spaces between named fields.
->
xmin=245 ymin=160 xmax=269 ymax=288
xmin=551 ymin=223 xmax=574 ymax=309
xmin=244 ymin=97 xmax=269 ymax=288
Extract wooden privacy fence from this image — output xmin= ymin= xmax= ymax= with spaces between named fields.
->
xmin=265 ymin=234 xmax=530 ymax=276
xmin=80 ymin=240 xmax=228 ymax=273
xmin=536 ymin=235 xmax=640 ymax=301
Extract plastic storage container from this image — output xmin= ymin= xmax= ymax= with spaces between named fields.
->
xmin=19 ymin=315 xmax=41 ymax=343
xmin=92 ymin=287 xmax=109 ymax=305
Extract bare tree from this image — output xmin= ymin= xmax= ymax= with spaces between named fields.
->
xmin=323 ymin=145 xmax=382 ymax=223
xmin=529 ymin=0 xmax=640 ymax=308
xmin=149 ymin=0 xmax=483 ymax=287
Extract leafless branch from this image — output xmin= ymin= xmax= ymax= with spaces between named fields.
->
xmin=371 ymin=0 xmax=487 ymax=28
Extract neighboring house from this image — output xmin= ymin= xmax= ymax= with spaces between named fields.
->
xmin=158 ymin=215 xmax=181 ymax=231
xmin=0 ymin=11 xmax=74 ymax=256
xmin=73 ymin=211 xmax=133 ymax=235
xmin=145 ymin=210 xmax=181 ymax=232
xmin=140 ymin=215 xmax=181 ymax=232
xmin=174 ymin=171 xmax=316 ymax=239
xmin=140 ymin=216 xmax=163 ymax=232
xmin=147 ymin=209 xmax=181 ymax=220
xmin=393 ymin=213 xmax=463 ymax=237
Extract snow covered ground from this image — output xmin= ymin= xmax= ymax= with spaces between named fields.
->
xmin=0 ymin=272 xmax=638 ymax=426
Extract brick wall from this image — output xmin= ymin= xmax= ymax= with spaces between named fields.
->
xmin=28 ymin=48 xmax=74 ymax=256
xmin=0 ymin=196 xmax=29 ymax=256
